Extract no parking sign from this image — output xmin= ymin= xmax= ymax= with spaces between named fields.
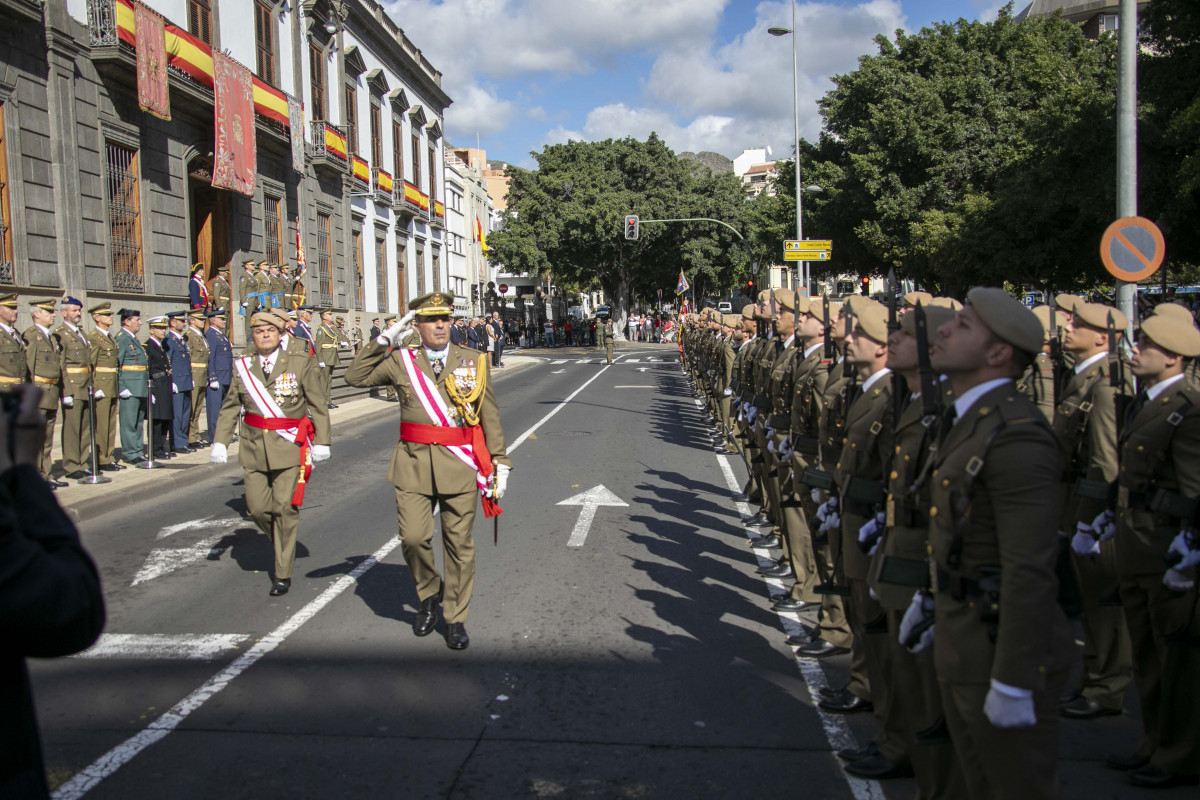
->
xmin=1100 ymin=216 xmax=1165 ymax=282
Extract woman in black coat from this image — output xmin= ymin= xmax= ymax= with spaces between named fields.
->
xmin=145 ymin=320 xmax=174 ymax=458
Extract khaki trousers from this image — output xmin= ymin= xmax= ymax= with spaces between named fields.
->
xmin=245 ymin=465 xmax=301 ymax=580
xmin=782 ymin=467 xmax=819 ymax=603
xmin=60 ymin=397 xmax=92 ymax=474
xmin=38 ymin=407 xmax=57 ymax=479
xmin=1071 ymin=540 xmax=1133 ymax=710
xmin=93 ymin=395 xmax=118 ymax=465
xmin=396 ymin=488 xmax=478 ymax=625
xmin=940 ymin=670 xmax=1066 ymax=800
xmin=188 ymin=385 xmax=206 ymax=444
xmin=850 ymin=576 xmax=902 ymax=762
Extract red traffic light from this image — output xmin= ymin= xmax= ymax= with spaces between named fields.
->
xmin=747 ymin=279 xmax=755 ymax=287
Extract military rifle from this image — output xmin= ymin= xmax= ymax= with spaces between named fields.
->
xmin=1108 ymin=311 xmax=1129 ymax=443
xmin=1048 ymin=292 xmax=1065 ymax=395
xmin=887 ymin=268 xmax=902 ymax=429
xmin=914 ymin=302 xmax=942 ymax=421
xmin=822 ymin=294 xmax=834 ymax=360
xmin=843 ymin=305 xmax=854 ymax=379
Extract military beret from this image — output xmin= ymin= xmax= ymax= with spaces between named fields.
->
xmin=929 ymin=297 xmax=962 ymax=311
xmin=118 ymin=308 xmax=141 ymax=320
xmin=0 ymin=293 xmax=17 ymax=308
xmin=854 ymin=303 xmax=890 ymax=344
xmin=250 ymin=311 xmax=283 ymax=331
xmin=844 ymin=295 xmax=882 ymax=318
xmin=757 ymin=289 xmax=772 ymax=304
xmin=903 ymin=291 xmax=934 ymax=308
xmin=60 ymin=295 xmax=83 ymax=308
xmin=269 ymin=308 xmax=291 ymax=324
xmin=722 ymin=314 xmax=739 ymax=327
xmin=1152 ymin=302 xmax=1196 ymax=325
xmin=409 ymin=291 xmax=454 ymax=316
xmin=826 ymin=301 xmax=843 ymax=323
xmin=774 ymin=290 xmax=796 ymax=313
xmin=1055 ymin=293 xmax=1083 ymax=313
xmin=899 ymin=305 xmax=956 ymax=338
xmin=1073 ymin=302 xmax=1128 ymax=334
xmin=1142 ymin=314 xmax=1200 ymax=358
xmin=965 ymin=287 xmax=1044 ymax=357
xmin=741 ymin=304 xmax=756 ymax=320
xmin=89 ymin=301 xmax=113 ymax=315
xmin=1031 ymin=305 xmax=1053 ymax=341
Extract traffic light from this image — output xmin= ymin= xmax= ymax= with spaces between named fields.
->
xmin=746 ymin=278 xmax=755 ymax=294
xmin=624 ymin=215 xmax=639 ymax=240
xmin=860 ymin=276 xmax=870 ymax=295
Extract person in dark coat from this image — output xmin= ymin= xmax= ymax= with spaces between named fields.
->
xmin=467 ymin=319 xmax=483 ymax=350
xmin=164 ymin=312 xmax=194 ymax=453
xmin=450 ymin=317 xmax=464 ymax=346
xmin=0 ymin=384 xmax=105 ymax=799
xmin=369 ymin=318 xmax=381 ymax=341
xmin=145 ymin=317 xmax=174 ymax=459
xmin=204 ymin=310 xmax=233 ymax=440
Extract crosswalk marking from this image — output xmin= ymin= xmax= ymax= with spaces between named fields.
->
xmin=550 ymin=359 xmax=569 ymax=364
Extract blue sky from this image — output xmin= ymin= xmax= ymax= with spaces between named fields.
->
xmin=384 ymin=1 xmax=1016 ymax=168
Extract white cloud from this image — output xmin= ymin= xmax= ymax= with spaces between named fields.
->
xmin=444 ymin=83 xmax=516 ymax=139
xmin=527 ymin=106 xmax=547 ymax=121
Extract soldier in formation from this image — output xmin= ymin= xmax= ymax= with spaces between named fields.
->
xmin=680 ymin=284 xmax=1200 ymax=795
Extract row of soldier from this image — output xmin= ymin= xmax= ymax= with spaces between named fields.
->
xmin=0 ymin=294 xmax=354 ymax=490
xmin=679 ymin=285 xmax=1199 ymax=796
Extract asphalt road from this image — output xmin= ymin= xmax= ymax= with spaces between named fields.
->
xmin=28 ymin=343 xmax=1191 ymax=799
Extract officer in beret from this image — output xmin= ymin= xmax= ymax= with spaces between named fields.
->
xmin=53 ymin=296 xmax=95 ymax=479
xmin=115 ymin=308 xmax=150 ymax=465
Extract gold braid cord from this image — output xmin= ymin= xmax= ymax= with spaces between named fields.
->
xmin=446 ymin=354 xmax=487 ymax=426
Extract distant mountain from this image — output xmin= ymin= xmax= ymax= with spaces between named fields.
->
xmin=679 ymin=151 xmax=734 ymax=175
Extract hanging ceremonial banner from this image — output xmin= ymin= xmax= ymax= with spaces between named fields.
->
xmin=212 ymin=51 xmax=256 ymax=197
xmin=134 ymin=2 xmax=171 ymax=120
xmin=287 ymin=95 xmax=305 ymax=173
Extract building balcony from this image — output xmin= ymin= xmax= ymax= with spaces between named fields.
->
xmin=393 ymin=180 xmax=429 ymax=220
xmin=373 ymin=168 xmax=395 ymax=206
xmin=310 ymin=122 xmax=349 ymax=176
xmin=351 ymin=156 xmax=370 ymax=192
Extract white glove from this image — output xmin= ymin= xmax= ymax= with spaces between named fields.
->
xmin=380 ymin=311 xmax=417 ymax=346
xmin=767 ymin=440 xmax=775 ymax=454
xmin=311 ymin=444 xmax=331 ymax=463
xmin=493 ymin=463 xmax=510 ymax=500
xmin=1163 ymin=567 xmax=1195 ymax=591
xmin=119 ymin=389 xmax=132 ymax=399
xmin=858 ymin=512 xmax=887 ymax=555
xmin=898 ymin=590 xmax=936 ymax=652
xmin=172 ymin=384 xmax=179 ymax=394
xmin=209 ymin=380 xmax=219 ymax=390
xmin=764 ymin=426 xmax=775 ymax=439
xmin=93 ymin=389 xmax=105 ymax=400
xmin=722 ymin=388 xmax=732 ymax=397
xmin=746 ymin=406 xmax=758 ymax=425
xmin=819 ymin=510 xmax=841 ymax=534
xmin=1167 ymin=530 xmax=1200 ymax=570
xmin=62 ymin=395 xmax=73 ymax=408
xmin=778 ymin=441 xmax=793 ymax=461
xmin=984 ymin=680 xmax=1037 ymax=729
xmin=1092 ymin=510 xmax=1116 ymax=542
xmin=318 ymin=362 xmax=326 ymax=368
xmin=1070 ymin=523 xmax=1100 ymax=556
xmin=815 ymin=497 xmax=838 ymax=523
xmin=210 ymin=442 xmax=228 ymax=464
xmin=811 ymin=488 xmax=822 ymax=504
xmin=241 ymin=302 xmax=247 ymax=308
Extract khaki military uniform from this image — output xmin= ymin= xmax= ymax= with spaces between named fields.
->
xmin=213 ymin=347 xmax=331 ymax=580
xmin=87 ymin=329 xmax=120 ymax=467
xmin=211 ymin=274 xmax=233 ymax=330
xmin=1114 ymin=376 xmax=1200 ymax=776
xmin=314 ymin=322 xmax=341 ymax=399
xmin=812 ymin=357 xmax=855 ymax=654
xmin=782 ymin=343 xmax=829 ymax=604
xmin=186 ymin=325 xmax=211 ymax=445
xmin=23 ymin=325 xmax=61 ymax=478
xmin=238 ymin=270 xmax=260 ymax=340
xmin=1017 ymin=351 xmax=1055 ymax=422
xmin=0 ymin=322 xmax=27 ymax=388
xmin=345 ymin=340 xmax=512 ymax=624
xmin=54 ymin=323 xmax=94 ymax=475
xmin=929 ymin=381 xmax=1075 ymax=799
xmin=269 ymin=272 xmax=287 ymax=309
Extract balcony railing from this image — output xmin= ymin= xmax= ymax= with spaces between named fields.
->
xmin=351 ymin=155 xmax=370 ymax=191
xmin=372 ymin=167 xmax=394 ymax=206
xmin=87 ymin=0 xmax=120 ymax=47
xmin=309 ymin=122 xmax=348 ymax=174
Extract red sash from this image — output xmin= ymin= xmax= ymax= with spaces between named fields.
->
xmin=399 ymin=421 xmax=502 ymax=518
xmin=244 ymin=412 xmax=316 ymax=506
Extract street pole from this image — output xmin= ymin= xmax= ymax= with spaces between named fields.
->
xmin=788 ymin=1 xmax=807 ymax=296
xmin=1115 ymin=0 xmax=1137 ymax=337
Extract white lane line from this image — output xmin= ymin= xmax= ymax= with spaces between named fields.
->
xmin=713 ymin=451 xmax=883 ymax=800
xmin=73 ymin=634 xmax=250 ymax=660
xmin=54 ymin=359 xmax=581 ymax=799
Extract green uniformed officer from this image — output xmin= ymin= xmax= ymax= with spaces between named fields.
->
xmin=281 ymin=265 xmax=295 ymax=309
xmin=0 ymin=293 xmax=26 ymax=389
xmin=114 ymin=308 xmax=150 ymax=465
xmin=185 ymin=310 xmax=211 ymax=446
xmin=758 ymin=292 xmax=801 ymax=581
xmin=1104 ymin=313 xmax=1200 ymax=788
xmin=24 ymin=298 xmax=63 ymax=485
xmin=87 ymin=302 xmax=123 ymax=472
xmin=912 ymin=286 xmax=1076 ymax=800
xmin=314 ymin=309 xmax=341 ymax=409
xmin=54 ymin=296 xmax=94 ymax=479
xmin=344 ymin=292 xmax=513 ymax=651
xmin=211 ymin=311 xmax=332 ymax=596
xmin=267 ymin=265 xmax=286 ymax=310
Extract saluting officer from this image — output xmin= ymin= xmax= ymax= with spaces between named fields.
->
xmin=210 ymin=264 xmax=233 ymax=318
xmin=87 ymin=302 xmax=123 ymax=472
xmin=912 ymin=287 xmax=1075 ymax=800
xmin=185 ymin=310 xmax=211 ymax=447
xmin=23 ymin=298 xmax=63 ymax=485
xmin=345 ymin=292 xmax=512 ymax=651
xmin=211 ymin=311 xmax=331 ymax=597
xmin=115 ymin=309 xmax=150 ymax=466
xmin=0 ymin=293 xmax=26 ymax=389
xmin=1104 ymin=313 xmax=1200 ymax=789
xmin=54 ymin=296 xmax=95 ymax=479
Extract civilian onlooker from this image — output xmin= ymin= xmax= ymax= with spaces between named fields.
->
xmin=564 ymin=318 xmax=573 ymax=347
xmin=543 ymin=319 xmax=555 ymax=347
xmin=1 ymin=384 xmax=106 ymax=799
xmin=467 ymin=318 xmax=483 ymax=350
xmin=489 ymin=312 xmax=504 ymax=368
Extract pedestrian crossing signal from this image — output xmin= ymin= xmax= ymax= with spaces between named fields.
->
xmin=625 ymin=215 xmax=639 ymax=240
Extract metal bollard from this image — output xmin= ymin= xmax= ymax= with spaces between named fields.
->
xmin=77 ymin=386 xmax=112 ymax=485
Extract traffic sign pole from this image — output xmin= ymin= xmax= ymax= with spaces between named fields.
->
xmin=1115 ymin=0 xmax=1138 ymax=341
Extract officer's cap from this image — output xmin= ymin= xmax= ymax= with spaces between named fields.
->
xmin=899 ymin=305 xmax=956 ymax=338
xmin=147 ymin=316 xmax=169 ymax=328
xmin=60 ymin=295 xmax=83 ymax=308
xmin=218 ymin=264 xmax=230 ymax=273
xmin=187 ymin=309 xmax=206 ymax=321
xmin=1055 ymin=293 xmax=1083 ymax=313
xmin=1152 ymin=302 xmax=1196 ymax=325
xmin=853 ymin=303 xmax=890 ymax=344
xmin=205 ymin=308 xmax=225 ymax=318
xmin=408 ymin=292 xmax=454 ymax=317
xmin=242 ymin=260 xmax=256 ymax=267
xmin=257 ymin=261 xmax=271 ymax=268
xmin=165 ymin=310 xmax=186 ymax=319
xmin=1141 ymin=315 xmax=1200 ymax=358
xmin=250 ymin=311 xmax=284 ymax=331
xmin=29 ymin=297 xmax=56 ymax=312
xmin=0 ymin=293 xmax=16 ymax=308
xmin=929 ymin=297 xmax=962 ymax=311
xmin=1073 ymin=302 xmax=1128 ymax=334
xmin=903 ymin=291 xmax=934 ymax=309
xmin=965 ymin=287 xmax=1044 ymax=357
xmin=118 ymin=308 xmax=141 ymax=320
xmin=90 ymin=301 xmax=113 ymax=316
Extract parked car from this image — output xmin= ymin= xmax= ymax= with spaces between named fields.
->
xmin=717 ymin=301 xmax=733 ymax=313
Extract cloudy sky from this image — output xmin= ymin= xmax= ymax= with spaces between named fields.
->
xmin=382 ymin=0 xmax=1014 ymax=167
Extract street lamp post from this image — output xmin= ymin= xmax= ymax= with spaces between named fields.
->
xmin=769 ymin=3 xmax=805 ymax=294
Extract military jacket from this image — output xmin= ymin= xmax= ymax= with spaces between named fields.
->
xmin=205 ymin=327 xmax=234 ymax=385
xmin=345 ymin=340 xmax=512 ymax=494
xmin=186 ymin=327 xmax=210 ymax=386
xmin=819 ymin=361 xmax=852 ymax=473
xmin=145 ymin=338 xmax=173 ymax=419
xmin=115 ymin=328 xmax=149 ymax=397
xmin=210 ymin=275 xmax=232 ymax=312
xmin=717 ymin=336 xmax=735 ymax=395
xmin=834 ymin=370 xmax=893 ymax=580
xmin=928 ymin=381 xmax=1074 ymax=689
xmin=787 ymin=344 xmax=829 ymax=467
xmin=1114 ymin=377 xmax=1200 ymax=576
xmin=1017 ymin=351 xmax=1055 ymax=422
xmin=24 ymin=326 xmax=61 ymax=409
xmin=314 ymin=323 xmax=341 ymax=366
xmin=87 ymin=329 xmax=120 ymax=395
xmin=1052 ymin=356 xmax=1123 ymax=532
xmin=238 ymin=272 xmax=258 ymax=310
xmin=53 ymin=323 xmax=93 ymax=399
xmin=214 ymin=347 xmax=331 ymax=470
xmin=269 ymin=274 xmax=287 ymax=307
xmin=767 ymin=342 xmax=802 ymax=426
xmin=254 ymin=271 xmax=271 ymax=304
xmin=164 ymin=332 xmax=194 ymax=392
xmin=0 ymin=323 xmax=27 ymax=385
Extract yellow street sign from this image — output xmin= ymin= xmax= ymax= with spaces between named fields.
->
xmin=784 ymin=240 xmax=832 ymax=252
xmin=784 ymin=250 xmax=830 ymax=261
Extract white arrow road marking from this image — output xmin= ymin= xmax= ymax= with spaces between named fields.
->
xmin=552 ymin=369 xmax=565 ymax=374
xmin=133 ymin=518 xmax=243 ymax=585
xmin=625 ymin=358 xmax=640 ymax=362
xmin=74 ymin=634 xmax=250 ymax=660
xmin=550 ymin=359 xmax=568 ymax=364
xmin=636 ymin=367 xmax=648 ymax=372
xmin=155 ymin=516 xmax=230 ymax=540
xmin=576 ymin=358 xmax=595 ymax=363
xmin=558 ymin=484 xmax=629 ymax=548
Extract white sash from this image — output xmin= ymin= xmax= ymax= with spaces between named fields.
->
xmin=400 ymin=349 xmax=487 ymax=491
xmin=234 ymin=355 xmax=300 ymax=445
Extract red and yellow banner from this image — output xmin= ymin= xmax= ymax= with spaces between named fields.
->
xmin=323 ymin=126 xmax=347 ymax=159
xmin=403 ymin=181 xmax=430 ymax=211
xmin=434 ymin=201 xmax=445 ymax=218
xmin=375 ymin=169 xmax=394 ymax=194
xmin=352 ymin=156 xmax=370 ymax=185
xmin=115 ymin=0 xmax=289 ymax=126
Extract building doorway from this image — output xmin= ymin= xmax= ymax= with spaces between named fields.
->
xmin=189 ymin=156 xmax=229 ymax=287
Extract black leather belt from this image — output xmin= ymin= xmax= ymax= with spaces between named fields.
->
xmin=790 ymin=435 xmax=820 ymax=456
xmin=768 ymin=413 xmax=790 ymax=430
xmin=755 ymin=393 xmax=772 ymax=409
xmin=878 ymin=556 xmax=930 ymax=589
xmin=800 ymin=467 xmax=834 ymax=490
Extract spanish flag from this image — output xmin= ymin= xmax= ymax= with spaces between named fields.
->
xmin=475 ymin=214 xmax=489 ymax=255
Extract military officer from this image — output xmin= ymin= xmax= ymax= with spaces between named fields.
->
xmin=210 ymin=265 xmax=233 ymax=328
xmin=714 ymin=314 xmax=738 ymax=454
xmin=313 ymin=308 xmax=341 ymax=409
xmin=211 ymin=312 xmax=331 ymax=596
xmin=164 ymin=311 xmax=194 ymax=453
xmin=23 ymin=298 xmax=63 ymax=485
xmin=238 ymin=260 xmax=259 ymax=341
xmin=145 ymin=316 xmax=174 ymax=459
xmin=290 ymin=265 xmax=306 ymax=309
xmin=912 ymin=287 xmax=1075 ymax=799
xmin=1150 ymin=301 xmax=1200 ymax=386
xmin=188 ymin=263 xmax=210 ymax=309
xmin=268 ymin=264 xmax=287 ymax=309
xmin=205 ymin=309 xmax=233 ymax=441
xmin=598 ymin=313 xmax=614 ymax=365
xmin=281 ymin=265 xmax=295 ymax=309
xmin=87 ymin=302 xmax=123 ymax=472
xmin=1104 ymin=313 xmax=1200 ymax=789
xmin=115 ymin=308 xmax=150 ymax=466
xmin=54 ymin=296 xmax=95 ymax=479
xmin=344 ymin=292 xmax=512 ymax=651
xmin=255 ymin=262 xmax=272 ymax=316
xmin=1056 ymin=302 xmax=1133 ymax=721
xmin=185 ymin=310 xmax=211 ymax=447
xmin=0 ymin=293 xmax=26 ymax=389
xmin=1019 ymin=305 xmax=1057 ymax=421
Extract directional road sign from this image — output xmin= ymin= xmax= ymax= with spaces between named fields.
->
xmin=1100 ymin=216 xmax=1165 ymax=282
xmin=784 ymin=250 xmax=830 ymax=262
xmin=784 ymin=240 xmax=832 ymax=252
